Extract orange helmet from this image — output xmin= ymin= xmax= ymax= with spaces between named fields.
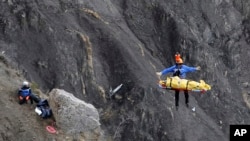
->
xmin=175 ymin=53 xmax=181 ymax=61
xmin=176 ymin=58 xmax=183 ymax=64
xmin=175 ymin=52 xmax=183 ymax=64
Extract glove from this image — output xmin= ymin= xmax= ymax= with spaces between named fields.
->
xmin=196 ymin=66 xmax=201 ymax=70
xmin=156 ymin=72 xmax=162 ymax=80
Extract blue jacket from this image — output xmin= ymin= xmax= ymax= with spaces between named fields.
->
xmin=19 ymin=86 xmax=32 ymax=97
xmin=161 ymin=64 xmax=197 ymax=79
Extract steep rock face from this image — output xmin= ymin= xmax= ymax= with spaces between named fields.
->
xmin=1 ymin=0 xmax=250 ymax=141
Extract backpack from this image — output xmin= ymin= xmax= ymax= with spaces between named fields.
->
xmin=36 ymin=99 xmax=52 ymax=119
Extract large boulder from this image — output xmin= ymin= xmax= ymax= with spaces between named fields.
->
xmin=48 ymin=89 xmax=102 ymax=140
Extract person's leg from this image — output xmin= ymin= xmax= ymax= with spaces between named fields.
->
xmin=184 ymin=90 xmax=189 ymax=107
xmin=175 ymin=90 xmax=179 ymax=109
xmin=30 ymin=97 xmax=33 ymax=104
xmin=19 ymin=97 xmax=25 ymax=105
xmin=30 ymin=94 xmax=41 ymax=103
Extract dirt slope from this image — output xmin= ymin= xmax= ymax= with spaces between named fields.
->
xmin=0 ymin=59 xmax=72 ymax=141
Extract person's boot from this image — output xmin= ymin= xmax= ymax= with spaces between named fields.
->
xmin=19 ymin=100 xmax=24 ymax=105
xmin=186 ymin=103 xmax=189 ymax=108
xmin=176 ymin=106 xmax=179 ymax=111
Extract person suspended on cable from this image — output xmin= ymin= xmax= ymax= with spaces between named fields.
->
xmin=156 ymin=52 xmax=201 ymax=110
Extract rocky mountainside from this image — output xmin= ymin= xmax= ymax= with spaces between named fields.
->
xmin=1 ymin=0 xmax=250 ymax=141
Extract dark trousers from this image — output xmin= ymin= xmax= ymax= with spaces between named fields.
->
xmin=175 ymin=90 xmax=189 ymax=107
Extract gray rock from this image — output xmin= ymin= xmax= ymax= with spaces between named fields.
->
xmin=242 ymin=82 xmax=249 ymax=88
xmin=49 ymin=89 xmax=101 ymax=139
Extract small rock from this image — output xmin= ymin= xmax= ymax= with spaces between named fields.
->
xmin=219 ymin=120 xmax=222 ymax=125
xmin=115 ymin=94 xmax=123 ymax=100
xmin=7 ymin=0 xmax=13 ymax=5
xmin=192 ymin=107 xmax=196 ymax=112
xmin=242 ymin=82 xmax=249 ymax=88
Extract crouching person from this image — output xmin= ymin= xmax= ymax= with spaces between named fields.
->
xmin=18 ymin=81 xmax=41 ymax=104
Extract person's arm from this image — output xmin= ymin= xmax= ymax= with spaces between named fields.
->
xmin=161 ymin=65 xmax=176 ymax=75
xmin=156 ymin=65 xmax=176 ymax=80
xmin=29 ymin=88 xmax=33 ymax=95
xmin=182 ymin=65 xmax=201 ymax=73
